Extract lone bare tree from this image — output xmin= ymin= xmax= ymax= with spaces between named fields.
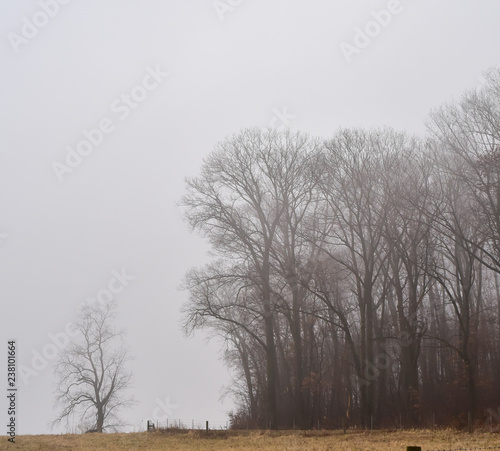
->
xmin=52 ymin=300 xmax=134 ymax=433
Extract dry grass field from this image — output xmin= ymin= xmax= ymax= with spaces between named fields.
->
xmin=1 ymin=429 xmax=500 ymax=451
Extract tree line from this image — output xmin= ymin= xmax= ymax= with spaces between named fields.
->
xmin=180 ymin=68 xmax=500 ymax=430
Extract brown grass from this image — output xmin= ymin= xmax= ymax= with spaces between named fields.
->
xmin=1 ymin=429 xmax=500 ymax=451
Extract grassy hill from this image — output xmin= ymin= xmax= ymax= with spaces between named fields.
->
xmin=1 ymin=429 xmax=500 ymax=451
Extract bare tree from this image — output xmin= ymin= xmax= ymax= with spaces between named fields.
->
xmin=426 ymin=71 xmax=500 ymax=426
xmin=382 ymin=143 xmax=433 ymax=425
xmin=52 ymin=300 xmax=134 ymax=433
xmin=181 ymin=128 xmax=320 ymax=428
xmin=428 ymin=67 xmax=500 ymax=272
xmin=318 ymin=128 xmax=401 ymax=428
xmin=425 ymin=161 xmax=483 ymax=427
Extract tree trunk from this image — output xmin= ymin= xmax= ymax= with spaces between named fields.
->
xmin=96 ymin=404 xmax=104 ymax=433
xmin=263 ymin=304 xmax=278 ymax=429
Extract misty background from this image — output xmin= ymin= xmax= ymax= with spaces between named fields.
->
xmin=1 ymin=0 xmax=499 ymax=434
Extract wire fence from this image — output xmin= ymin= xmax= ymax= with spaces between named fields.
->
xmin=140 ymin=418 xmax=230 ymax=431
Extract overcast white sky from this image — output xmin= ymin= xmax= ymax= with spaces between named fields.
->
xmin=1 ymin=0 xmax=499 ymax=435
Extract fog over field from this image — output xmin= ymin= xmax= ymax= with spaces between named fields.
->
xmin=1 ymin=0 xmax=500 ymax=435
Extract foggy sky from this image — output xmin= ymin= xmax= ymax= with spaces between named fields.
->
xmin=1 ymin=0 xmax=500 ymax=434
